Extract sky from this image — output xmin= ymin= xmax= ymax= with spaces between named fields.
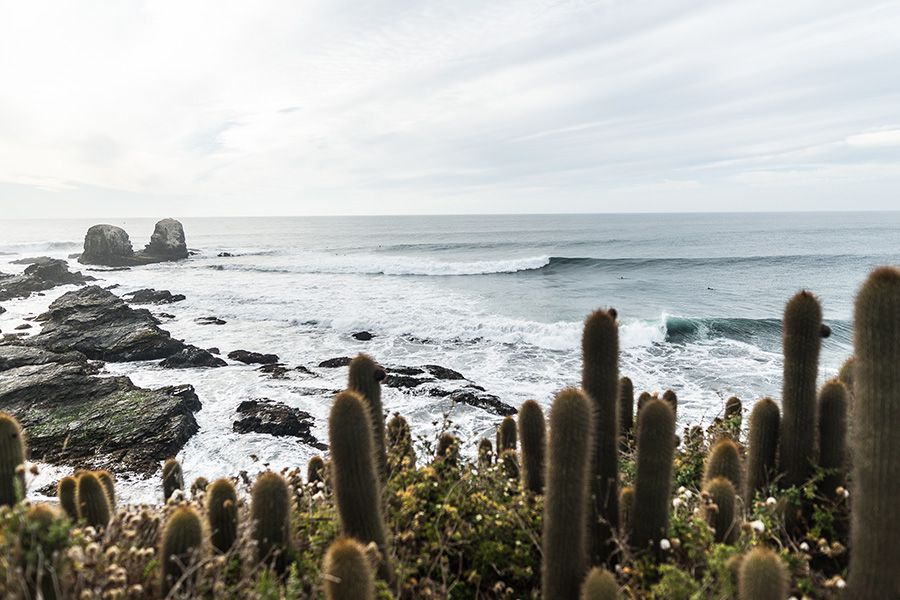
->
xmin=1 ymin=0 xmax=899 ymax=218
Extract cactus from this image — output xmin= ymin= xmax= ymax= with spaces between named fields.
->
xmin=0 ymin=413 xmax=26 ymax=507
xmin=435 ymin=433 xmax=460 ymax=466
xmin=323 ymin=537 xmax=375 ymax=600
xmin=251 ymin=471 xmax=292 ymax=574
xmin=207 ymin=478 xmax=239 ymax=554
xmin=518 ymin=399 xmax=546 ymax=494
xmin=23 ymin=503 xmax=61 ymax=600
xmin=847 ymin=266 xmax=900 ymax=598
xmin=542 ymin=388 xmax=594 ymax=600
xmin=636 ymin=392 xmax=652 ymax=417
xmin=580 ymin=567 xmax=620 ymax=600
xmin=581 ymin=308 xmax=620 ymax=565
xmin=307 ymin=455 xmax=326 ymax=485
xmin=348 ymin=353 xmax=388 ymax=484
xmin=630 ymin=399 xmax=675 ymax=554
xmin=704 ymin=477 xmax=738 ymax=544
xmin=738 ymin=547 xmax=789 ymax=600
xmin=386 ymin=413 xmax=416 ymax=471
xmin=76 ymin=471 xmax=111 ymax=529
xmin=779 ymin=290 xmax=827 ymax=487
xmin=160 ymin=506 xmax=204 ymax=597
xmin=618 ymin=486 xmax=634 ymax=537
xmin=838 ymin=356 xmax=855 ymax=395
xmin=745 ymin=398 xmax=780 ymax=501
xmin=57 ymin=476 xmax=78 ymax=520
xmin=478 ymin=438 xmax=494 ymax=468
xmin=618 ymin=377 xmax=634 ymax=438
xmin=662 ymin=389 xmax=678 ymax=419
xmin=725 ymin=396 xmax=742 ymax=421
xmin=190 ymin=476 xmax=208 ymax=498
xmin=497 ymin=416 xmax=517 ymax=452
xmin=96 ymin=470 xmax=115 ymax=509
xmin=501 ymin=449 xmax=520 ymax=481
xmin=817 ymin=380 xmax=848 ymax=498
xmin=704 ymin=438 xmax=743 ymax=494
xmin=329 ymin=390 xmax=392 ymax=582
xmin=162 ymin=458 xmax=184 ymax=502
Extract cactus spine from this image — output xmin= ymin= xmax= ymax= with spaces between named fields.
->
xmin=323 ymin=537 xmax=375 ymax=600
xmin=580 ymin=567 xmax=620 ymax=600
xmin=518 ymin=399 xmax=546 ymax=494
xmin=581 ymin=308 xmax=619 ymax=565
xmin=847 ymin=267 xmax=900 ymax=598
xmin=348 ymin=353 xmax=388 ymax=484
xmin=542 ymin=388 xmax=594 ymax=600
xmin=57 ymin=476 xmax=78 ymax=520
xmin=618 ymin=377 xmax=634 ymax=437
xmin=76 ymin=471 xmax=111 ymax=528
xmin=745 ymin=398 xmax=780 ymax=501
xmin=0 ymin=413 xmax=26 ymax=507
xmin=817 ymin=380 xmax=848 ymax=498
xmin=704 ymin=438 xmax=743 ymax=495
xmin=738 ymin=547 xmax=789 ymax=600
xmin=162 ymin=458 xmax=184 ymax=502
xmin=704 ymin=477 xmax=738 ymax=544
xmin=497 ymin=416 xmax=517 ymax=452
xmin=630 ymin=399 xmax=675 ymax=554
xmin=207 ymin=478 xmax=239 ymax=554
xmin=160 ymin=506 xmax=204 ymax=596
xmin=779 ymin=290 xmax=827 ymax=487
xmin=329 ymin=390 xmax=392 ymax=582
xmin=251 ymin=471 xmax=292 ymax=574
xmin=386 ymin=413 xmax=416 ymax=471
xmin=96 ymin=470 xmax=115 ymax=509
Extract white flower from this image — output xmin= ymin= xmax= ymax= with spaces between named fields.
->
xmin=677 ymin=486 xmax=686 ymax=495
xmin=659 ymin=538 xmax=671 ymax=551
xmin=749 ymin=519 xmax=765 ymax=533
xmin=682 ymin=488 xmax=693 ymax=499
xmin=799 ymin=542 xmax=810 ymax=552
xmin=312 ymin=491 xmax=326 ymax=504
xmin=316 ymin=481 xmax=325 ymax=490
xmin=835 ymin=578 xmax=846 ymax=589
xmin=672 ymin=498 xmax=684 ymax=509
xmin=766 ymin=496 xmax=777 ymax=507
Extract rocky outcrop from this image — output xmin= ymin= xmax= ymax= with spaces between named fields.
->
xmin=143 ymin=218 xmax=188 ymax=260
xmin=0 ymin=343 xmax=201 ymax=475
xmin=228 ymin=350 xmax=280 ymax=365
xmin=29 ymin=286 xmax=187 ymax=361
xmin=159 ymin=346 xmax=226 ymax=368
xmin=232 ymin=399 xmax=326 ymax=449
xmin=123 ymin=289 xmax=186 ymax=304
xmin=9 ymin=256 xmax=55 ymax=265
xmin=195 ymin=316 xmax=226 ymax=326
xmin=78 ymin=219 xmax=189 ymax=266
xmin=352 ymin=331 xmax=375 ymax=341
xmin=0 ymin=259 xmax=93 ymax=301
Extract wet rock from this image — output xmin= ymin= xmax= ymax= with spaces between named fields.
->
xmin=0 ymin=306 xmax=5 ymax=315
xmin=217 ymin=252 xmax=234 ymax=257
xmin=14 ymin=324 xmax=31 ymax=331
xmin=352 ymin=331 xmax=375 ymax=341
xmin=29 ymin=286 xmax=187 ymax=361
xmin=228 ymin=350 xmax=280 ymax=365
xmin=143 ymin=218 xmax=188 ymax=260
xmin=318 ymin=356 xmax=352 ymax=368
xmin=446 ymin=388 xmax=515 ymax=416
xmin=157 ymin=313 xmax=176 ymax=319
xmin=78 ymin=224 xmax=135 ymax=266
xmin=233 ymin=399 xmax=326 ymax=449
xmin=0 ymin=259 xmax=94 ymax=301
xmin=195 ymin=316 xmax=226 ymax=326
xmin=123 ymin=288 xmax=186 ymax=304
xmin=424 ymin=364 xmax=465 ymax=380
xmin=160 ymin=346 xmax=227 ymax=368
xmin=207 ymin=347 xmax=220 ymax=355
xmin=256 ymin=363 xmax=289 ymax=378
xmin=10 ymin=256 xmax=55 ymax=265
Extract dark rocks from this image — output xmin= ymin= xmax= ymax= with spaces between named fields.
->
xmin=123 ymin=289 xmax=186 ymax=304
xmin=256 ymin=363 xmax=289 ymax=378
xmin=207 ymin=347 xmax=220 ymax=355
xmin=29 ymin=286 xmax=187 ymax=361
xmin=423 ymin=364 xmax=466 ymax=380
xmin=195 ymin=316 xmax=226 ymax=326
xmin=318 ymin=356 xmax=352 ymax=368
xmin=228 ymin=350 xmax=280 ymax=365
xmin=352 ymin=331 xmax=375 ymax=341
xmin=0 ymin=344 xmax=201 ymax=475
xmin=10 ymin=256 xmax=55 ymax=265
xmin=217 ymin=252 xmax=234 ymax=257
xmin=0 ymin=306 xmax=5 ymax=315
xmin=143 ymin=218 xmax=188 ymax=260
xmin=159 ymin=346 xmax=227 ymax=368
xmin=446 ymin=388 xmax=516 ymax=416
xmin=78 ymin=219 xmax=189 ymax=267
xmin=14 ymin=324 xmax=31 ymax=331
xmin=0 ymin=259 xmax=94 ymax=301
xmin=232 ymin=399 xmax=326 ymax=449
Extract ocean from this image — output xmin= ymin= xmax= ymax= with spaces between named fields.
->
xmin=2 ymin=212 xmax=899 ymax=502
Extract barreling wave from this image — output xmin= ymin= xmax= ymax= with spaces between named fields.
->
xmin=663 ymin=315 xmax=852 ymax=345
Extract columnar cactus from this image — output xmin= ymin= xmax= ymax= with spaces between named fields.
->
xmin=817 ymin=380 xmax=848 ymax=498
xmin=738 ymin=547 xmax=789 ymax=600
xmin=57 ymin=476 xmax=78 ymax=520
xmin=478 ymin=438 xmax=494 ymax=469
xmin=847 ymin=267 xmax=900 ymax=598
xmin=323 ymin=537 xmax=375 ymax=600
xmin=348 ymin=354 xmax=388 ymax=484
xmin=745 ymin=398 xmax=780 ymax=501
xmin=435 ymin=433 xmax=460 ymax=467
xmin=704 ymin=477 xmax=738 ymax=544
xmin=580 ymin=567 xmax=620 ymax=600
xmin=582 ymin=308 xmax=619 ymax=565
xmin=307 ymin=456 xmax=326 ymax=485
xmin=779 ymin=290 xmax=827 ymax=487
xmin=501 ymin=449 xmax=520 ymax=481
xmin=542 ymin=388 xmax=594 ymax=600
xmin=96 ymin=470 xmax=116 ymax=509
xmin=207 ymin=478 xmax=239 ymax=554
xmin=386 ymin=413 xmax=416 ymax=471
xmin=160 ymin=506 xmax=204 ymax=597
xmin=497 ymin=416 xmax=517 ymax=452
xmin=662 ymin=389 xmax=678 ymax=420
xmin=725 ymin=396 xmax=742 ymax=421
xmin=630 ymin=399 xmax=675 ymax=554
xmin=618 ymin=377 xmax=634 ymax=436
xmin=837 ymin=356 xmax=855 ymax=395
xmin=618 ymin=487 xmax=634 ymax=539
xmin=76 ymin=471 xmax=111 ymax=529
xmin=162 ymin=458 xmax=184 ymax=502
xmin=23 ymin=503 xmax=61 ymax=600
xmin=704 ymin=438 xmax=743 ymax=494
xmin=329 ymin=390 xmax=392 ymax=582
xmin=636 ymin=392 xmax=652 ymax=417
xmin=518 ymin=399 xmax=546 ymax=494
xmin=0 ymin=413 xmax=26 ymax=507
xmin=251 ymin=471 xmax=292 ymax=574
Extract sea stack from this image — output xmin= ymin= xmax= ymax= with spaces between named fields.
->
xmin=78 ymin=219 xmax=189 ymax=266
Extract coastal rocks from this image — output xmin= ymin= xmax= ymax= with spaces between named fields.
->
xmin=0 ymin=343 xmax=201 ymax=475
xmin=228 ymin=350 xmax=280 ymax=365
xmin=232 ymin=399 xmax=326 ymax=449
xmin=143 ymin=218 xmax=188 ymax=260
xmin=0 ymin=306 xmax=6 ymax=315
xmin=159 ymin=346 xmax=226 ymax=368
xmin=9 ymin=256 xmax=55 ymax=265
xmin=29 ymin=286 xmax=187 ymax=361
xmin=123 ymin=289 xmax=186 ymax=304
xmin=195 ymin=316 xmax=226 ymax=326
xmin=78 ymin=219 xmax=189 ymax=267
xmin=318 ymin=356 xmax=352 ymax=368
xmin=0 ymin=259 xmax=94 ymax=301
xmin=352 ymin=331 xmax=375 ymax=341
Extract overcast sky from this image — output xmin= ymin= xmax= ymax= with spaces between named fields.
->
xmin=1 ymin=0 xmax=899 ymax=218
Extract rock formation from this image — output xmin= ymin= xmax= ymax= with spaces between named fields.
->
xmin=78 ymin=219 xmax=189 ymax=267
xmin=0 ymin=259 xmax=93 ymax=301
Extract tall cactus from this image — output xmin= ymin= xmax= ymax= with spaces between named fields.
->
xmin=618 ymin=487 xmax=634 ymax=539
xmin=162 ymin=458 xmax=184 ymax=502
xmin=725 ymin=396 xmax=742 ymax=422
xmin=630 ymin=399 xmax=675 ymax=554
xmin=96 ymin=470 xmax=116 ymax=509
xmin=738 ymin=547 xmax=789 ymax=600
xmin=251 ymin=471 xmax=292 ymax=574
xmin=329 ymin=390 xmax=392 ymax=582
xmin=307 ymin=456 xmax=326 ymax=485
xmin=704 ymin=438 xmax=743 ymax=494
xmin=817 ymin=380 xmax=848 ymax=498
xmin=478 ymin=438 xmax=493 ymax=469
xmin=580 ymin=567 xmax=620 ymax=600
xmin=386 ymin=413 xmax=416 ymax=471
xmin=662 ymin=389 xmax=678 ymax=420
xmin=582 ymin=308 xmax=619 ymax=565
xmin=435 ymin=433 xmax=460 ymax=467
xmin=57 ymin=476 xmax=78 ymax=520
xmin=160 ymin=506 xmax=204 ymax=597
xmin=618 ymin=377 xmax=634 ymax=436
xmin=704 ymin=477 xmax=738 ymax=544
xmin=0 ymin=413 xmax=26 ymax=507
xmin=636 ymin=392 xmax=652 ymax=417
xmin=518 ymin=399 xmax=546 ymax=494
xmin=207 ymin=478 xmax=239 ymax=554
xmin=323 ymin=537 xmax=375 ymax=600
xmin=838 ymin=356 xmax=855 ymax=395
xmin=348 ymin=353 xmax=388 ymax=484
xmin=497 ymin=416 xmax=517 ymax=452
xmin=847 ymin=266 xmax=900 ymax=598
xmin=76 ymin=472 xmax=111 ymax=529
xmin=779 ymin=290 xmax=828 ymax=487
xmin=745 ymin=398 xmax=780 ymax=501
xmin=542 ymin=388 xmax=594 ymax=600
